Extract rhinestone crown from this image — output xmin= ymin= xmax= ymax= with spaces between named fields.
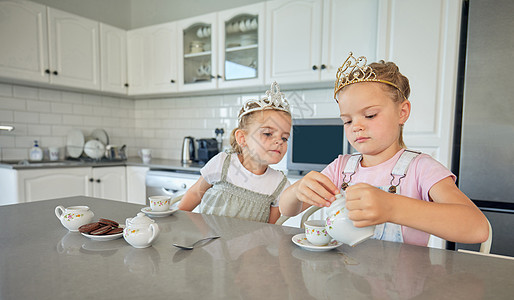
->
xmin=334 ymin=52 xmax=406 ymax=101
xmin=238 ymin=82 xmax=291 ymax=122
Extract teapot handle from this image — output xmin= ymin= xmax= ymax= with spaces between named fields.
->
xmin=55 ymin=205 xmax=65 ymax=219
xmin=148 ymin=223 xmax=160 ymax=244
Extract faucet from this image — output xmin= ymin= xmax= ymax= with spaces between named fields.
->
xmin=0 ymin=125 xmax=14 ymax=131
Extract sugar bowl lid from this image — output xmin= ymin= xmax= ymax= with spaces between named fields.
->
xmin=127 ymin=212 xmax=155 ymax=226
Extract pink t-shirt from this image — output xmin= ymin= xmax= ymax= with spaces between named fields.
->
xmin=321 ymin=149 xmax=456 ymax=246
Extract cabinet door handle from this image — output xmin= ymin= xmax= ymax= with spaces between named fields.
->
xmin=321 ymin=64 xmax=327 ymax=70
xmin=45 ymin=69 xmax=50 ymax=74
xmin=124 ymin=83 xmax=129 ymax=87
xmin=217 ymin=75 xmax=222 ymax=79
xmin=53 ymin=71 xmax=58 ymax=75
xmin=96 ymin=179 xmax=101 ymax=183
xmin=312 ymin=65 xmax=318 ymax=70
xmin=170 ymin=79 xmax=175 ymax=83
xmin=89 ymin=178 xmax=94 ymax=182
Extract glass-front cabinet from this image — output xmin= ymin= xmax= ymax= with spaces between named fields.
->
xmin=178 ymin=3 xmax=264 ymax=91
xmin=217 ymin=3 xmax=265 ymax=89
xmin=178 ymin=13 xmax=218 ymax=91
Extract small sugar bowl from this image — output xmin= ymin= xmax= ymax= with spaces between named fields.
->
xmin=124 ymin=213 xmax=160 ymax=248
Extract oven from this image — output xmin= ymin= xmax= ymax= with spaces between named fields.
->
xmin=145 ymin=170 xmax=200 ymax=209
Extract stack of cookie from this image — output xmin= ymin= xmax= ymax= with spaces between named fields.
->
xmin=79 ymin=218 xmax=123 ymax=235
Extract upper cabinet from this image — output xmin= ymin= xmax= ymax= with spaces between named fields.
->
xmin=100 ymin=23 xmax=128 ymax=94
xmin=47 ymin=8 xmax=100 ymax=90
xmin=0 ymin=1 xmax=101 ymax=90
xmin=177 ymin=13 xmax=219 ymax=91
xmin=265 ymin=0 xmax=378 ymax=84
xmin=0 ymin=0 xmax=49 ymax=83
xmin=177 ymin=3 xmax=265 ymax=92
xmin=217 ymin=3 xmax=265 ymax=89
xmin=127 ymin=22 xmax=179 ymax=95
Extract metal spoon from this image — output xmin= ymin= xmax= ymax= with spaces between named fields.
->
xmin=173 ymin=236 xmax=220 ymax=250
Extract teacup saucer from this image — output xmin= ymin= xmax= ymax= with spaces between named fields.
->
xmin=292 ymin=233 xmax=342 ymax=252
xmin=141 ymin=207 xmax=178 ymax=217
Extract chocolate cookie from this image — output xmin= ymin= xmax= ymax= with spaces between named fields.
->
xmin=78 ymin=222 xmax=101 ymax=234
xmin=99 ymin=218 xmax=119 ymax=228
xmin=89 ymin=225 xmax=113 ymax=235
xmin=106 ymin=227 xmax=123 ymax=235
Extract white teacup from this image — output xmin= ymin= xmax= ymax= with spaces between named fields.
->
xmin=149 ymin=195 xmax=171 ymax=212
xmin=139 ymin=148 xmax=151 ymax=164
xmin=304 ymin=220 xmax=332 ymax=246
xmin=49 ymin=147 xmax=60 ymax=161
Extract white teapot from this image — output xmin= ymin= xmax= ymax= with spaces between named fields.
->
xmin=55 ymin=205 xmax=94 ymax=232
xmin=325 ymin=193 xmax=375 ymax=246
xmin=123 ymin=213 xmax=160 ymax=248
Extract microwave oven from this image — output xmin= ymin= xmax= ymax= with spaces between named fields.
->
xmin=286 ymin=118 xmax=351 ymax=173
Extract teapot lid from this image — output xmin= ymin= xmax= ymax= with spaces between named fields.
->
xmin=128 ymin=212 xmax=155 ymax=225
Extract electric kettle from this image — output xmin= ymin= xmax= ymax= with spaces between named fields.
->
xmin=181 ymin=136 xmax=196 ymax=163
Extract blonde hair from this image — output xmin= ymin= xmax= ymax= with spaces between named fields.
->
xmin=342 ymin=60 xmax=410 ymax=148
xmin=230 ymin=104 xmax=292 ymax=154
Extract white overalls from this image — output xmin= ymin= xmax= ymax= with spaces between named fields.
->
xmin=340 ymin=150 xmax=421 ymax=243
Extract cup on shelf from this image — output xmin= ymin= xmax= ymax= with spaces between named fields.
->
xmin=190 ymin=41 xmax=204 ymax=53
xmin=139 ymin=148 xmax=152 ymax=164
xmin=148 ymin=195 xmax=171 ymax=212
xmin=304 ymin=220 xmax=332 ymax=246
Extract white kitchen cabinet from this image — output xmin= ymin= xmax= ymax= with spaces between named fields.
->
xmin=177 ymin=3 xmax=266 ymax=92
xmin=0 ymin=1 xmax=101 ymax=90
xmin=177 ymin=13 xmax=219 ymax=92
xmin=127 ymin=22 xmax=179 ymax=95
xmin=47 ymin=8 xmax=100 ymax=90
xmin=265 ymin=0 xmax=378 ymax=84
xmin=126 ymin=166 xmax=149 ymax=205
xmin=91 ymin=166 xmax=126 ymax=201
xmin=0 ymin=0 xmax=49 ymax=83
xmin=100 ymin=23 xmax=128 ymax=94
xmin=376 ymin=0 xmax=461 ymax=169
xmin=217 ymin=3 xmax=266 ymax=89
xmin=0 ymin=166 xmax=127 ymax=204
xmin=14 ymin=167 xmax=92 ymax=203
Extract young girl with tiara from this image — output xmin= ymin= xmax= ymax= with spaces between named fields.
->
xmin=279 ymin=53 xmax=489 ymax=246
xmin=179 ymin=82 xmax=292 ymax=224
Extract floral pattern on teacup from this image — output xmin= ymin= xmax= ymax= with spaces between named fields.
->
xmin=64 ymin=213 xmax=84 ymax=221
xmin=306 ymin=228 xmax=329 ymax=237
xmin=151 ymin=200 xmax=169 ymax=207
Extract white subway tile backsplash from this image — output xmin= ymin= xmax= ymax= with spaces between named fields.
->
xmin=62 ymin=91 xmax=83 ymax=104
xmin=51 ymin=102 xmax=73 ymax=114
xmin=2 ymin=83 xmax=336 ymax=161
xmin=14 ymin=111 xmax=39 ymax=123
xmin=0 ymin=83 xmax=13 ymax=97
xmin=28 ymin=124 xmax=52 ymax=136
xmin=62 ymin=115 xmax=83 ymax=125
xmin=73 ymin=104 xmax=94 ymax=115
xmin=0 ymin=110 xmax=13 ymax=122
xmin=27 ymin=100 xmax=51 ymax=112
xmin=38 ymin=88 xmax=62 ymax=102
xmin=0 ymin=97 xmax=26 ymax=110
xmin=13 ymin=85 xmax=38 ymax=99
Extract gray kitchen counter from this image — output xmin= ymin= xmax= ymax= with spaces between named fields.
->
xmin=0 ymin=157 xmax=203 ymax=172
xmin=1 ymin=196 xmax=513 ymax=299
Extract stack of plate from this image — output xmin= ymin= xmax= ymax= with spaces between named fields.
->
xmin=66 ymin=129 xmax=110 ymax=159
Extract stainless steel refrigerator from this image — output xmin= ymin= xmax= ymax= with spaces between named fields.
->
xmin=452 ymin=0 xmax=514 ymax=256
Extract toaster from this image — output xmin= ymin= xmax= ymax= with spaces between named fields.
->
xmin=196 ymin=138 xmax=219 ymax=163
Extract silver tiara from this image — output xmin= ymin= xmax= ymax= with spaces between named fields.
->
xmin=238 ymin=82 xmax=291 ymax=122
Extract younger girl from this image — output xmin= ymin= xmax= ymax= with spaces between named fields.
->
xmin=279 ymin=53 xmax=488 ymax=246
xmin=179 ymin=82 xmax=292 ymax=224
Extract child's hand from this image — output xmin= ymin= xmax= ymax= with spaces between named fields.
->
xmin=345 ymin=183 xmax=394 ymax=227
xmin=295 ymin=171 xmax=339 ymax=207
